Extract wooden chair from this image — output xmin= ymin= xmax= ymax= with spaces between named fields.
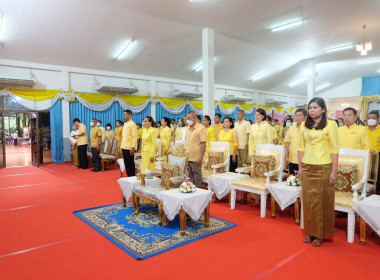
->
xmin=334 ymin=148 xmax=369 ymax=243
xmin=366 ymin=148 xmax=379 ymax=195
xmin=230 ymin=144 xmax=284 ymax=218
xmin=202 ymin=141 xmax=230 ymax=183
xmin=99 ymin=139 xmax=117 ymax=171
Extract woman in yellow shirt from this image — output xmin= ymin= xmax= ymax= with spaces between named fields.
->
xmin=298 ymin=97 xmax=338 ymax=247
xmin=114 ymin=120 xmax=123 ymax=160
xmin=141 ymin=116 xmax=157 ymax=172
xmin=248 ymin=108 xmax=273 ymax=162
xmin=160 ymin=117 xmax=172 ymax=162
xmin=174 ymin=118 xmax=186 ymax=141
xmin=104 ymin=123 xmax=115 ymax=155
xmin=203 ymin=115 xmax=216 ymax=153
xmin=218 ymin=117 xmax=239 ymax=172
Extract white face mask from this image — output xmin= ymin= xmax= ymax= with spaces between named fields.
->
xmin=271 ymin=122 xmax=275 ymax=126
xmin=186 ymin=119 xmax=194 ymax=126
xmin=338 ymin=122 xmax=343 ymax=127
xmin=90 ymin=122 xmax=94 ymax=127
xmin=368 ymin=119 xmax=377 ymax=126
xmin=106 ymin=126 xmax=111 ymax=131
xmin=292 ymin=122 xmax=297 ymax=126
xmin=97 ymin=123 xmax=101 ymax=127
xmin=286 ymin=122 xmax=291 ymax=127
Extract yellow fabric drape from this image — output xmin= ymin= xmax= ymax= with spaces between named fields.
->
xmin=119 ymin=95 xmax=150 ymax=105
xmin=160 ymin=97 xmax=187 ymax=108
xmin=76 ymin=93 xmax=114 ymax=104
xmin=189 ymin=100 xmax=203 ymax=109
xmin=218 ymin=102 xmax=237 ymax=109
xmin=9 ymin=89 xmax=62 ymax=101
xmin=239 ymin=103 xmax=255 ymax=110
xmin=360 ymin=95 xmax=380 ymax=121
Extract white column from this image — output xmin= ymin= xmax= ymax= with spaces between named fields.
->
xmin=202 ymin=28 xmax=214 ymax=120
xmin=307 ymin=63 xmax=316 ymax=103
xmin=149 ymin=79 xmax=157 ymax=121
xmin=59 ymin=68 xmax=72 ymax=161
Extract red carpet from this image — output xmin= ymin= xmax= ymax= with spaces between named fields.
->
xmin=0 ymin=163 xmax=379 ymax=280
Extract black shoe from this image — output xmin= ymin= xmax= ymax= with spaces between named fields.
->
xmin=90 ymin=168 xmax=96 ymax=171
xmin=103 ymin=167 xmax=108 ymax=171
xmin=91 ymin=169 xmax=101 ymax=172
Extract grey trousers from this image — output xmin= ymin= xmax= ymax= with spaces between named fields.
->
xmin=187 ymin=161 xmax=202 ymax=188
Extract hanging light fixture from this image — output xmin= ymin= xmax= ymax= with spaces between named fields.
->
xmin=356 ymin=25 xmax=372 ymax=56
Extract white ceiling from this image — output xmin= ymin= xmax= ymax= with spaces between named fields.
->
xmin=1 ymin=0 xmax=380 ymax=96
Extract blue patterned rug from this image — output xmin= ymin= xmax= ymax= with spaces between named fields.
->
xmin=74 ymin=202 xmax=237 ymax=259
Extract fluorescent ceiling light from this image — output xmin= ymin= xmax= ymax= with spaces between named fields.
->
xmin=251 ymin=70 xmax=271 ymax=81
xmin=116 ymin=40 xmax=134 ymax=60
xmin=303 ymin=68 xmax=313 ymax=76
xmin=271 ymin=19 xmax=304 ymax=32
xmin=325 ymin=44 xmax=354 ymax=53
xmin=316 ymin=83 xmax=330 ymax=91
xmin=288 ymin=78 xmax=305 ymax=87
xmin=357 ymin=59 xmax=380 ymax=65
xmin=194 ymin=57 xmax=216 ymax=72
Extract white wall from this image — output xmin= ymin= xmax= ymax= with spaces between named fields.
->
xmin=0 ymin=58 xmax=300 ymax=107
xmin=316 ymin=78 xmax=362 ymax=99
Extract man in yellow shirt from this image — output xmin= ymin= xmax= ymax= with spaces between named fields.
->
xmin=235 ymin=110 xmax=250 ymax=167
xmin=212 ymin=113 xmax=223 ymax=141
xmin=338 ymin=107 xmax=369 ymax=150
xmin=185 ymin=111 xmax=207 ymax=188
xmin=73 ymin=118 xmax=89 ymax=169
xmin=97 ymin=120 xmax=106 ymax=151
xmin=367 ymin=111 xmax=380 ymax=194
xmin=285 ymin=109 xmax=307 ymax=175
xmin=90 ymin=118 xmax=103 ymax=172
xmin=121 ymin=110 xmax=138 ymax=177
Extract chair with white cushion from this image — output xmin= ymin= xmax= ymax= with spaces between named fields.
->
xmin=230 ymin=144 xmax=284 ymax=218
xmin=334 ymin=148 xmax=369 ymax=243
xmin=202 ymin=141 xmax=230 ymax=182
xmin=100 ymin=139 xmax=117 ymax=171
xmin=365 ymin=148 xmax=379 ymax=195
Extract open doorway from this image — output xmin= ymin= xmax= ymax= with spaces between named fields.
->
xmin=2 ymin=111 xmax=52 ymax=167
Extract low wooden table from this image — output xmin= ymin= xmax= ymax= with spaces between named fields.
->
xmin=267 ymin=182 xmax=302 ymax=226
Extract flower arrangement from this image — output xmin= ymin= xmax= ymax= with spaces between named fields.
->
xmin=179 ymin=177 xmax=196 ymax=193
xmin=286 ymin=172 xmax=301 ymax=187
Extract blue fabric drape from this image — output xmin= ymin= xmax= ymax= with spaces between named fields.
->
xmin=70 ymin=101 xmax=151 ymax=143
xmin=214 ymin=107 xmax=255 ymax=124
xmin=50 ymin=100 xmax=64 ymax=163
xmin=361 ymin=76 xmax=380 ymax=96
xmin=156 ymin=103 xmax=191 ymax=122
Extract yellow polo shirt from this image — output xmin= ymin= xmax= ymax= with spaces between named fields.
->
xmin=270 ymin=125 xmax=278 ymax=140
xmin=77 ymin=123 xmax=89 ymax=146
xmin=90 ymin=127 xmax=102 ymax=148
xmin=298 ymin=120 xmax=339 ymax=165
xmin=284 ymin=125 xmax=301 ymax=164
xmin=249 ymin=122 xmax=273 ymax=156
xmin=185 ymin=123 xmax=207 ymax=162
xmin=212 ymin=123 xmax=224 ymax=141
xmin=367 ymin=124 xmax=380 ymax=151
xmin=235 ymin=119 xmax=251 ymax=149
xmin=121 ymin=120 xmax=138 ymax=150
xmin=338 ymin=123 xmax=369 ymax=150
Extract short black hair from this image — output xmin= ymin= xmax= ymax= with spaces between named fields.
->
xmin=343 ymin=107 xmax=357 ymax=116
xmin=215 ymin=113 xmax=221 ymax=118
xmin=256 ymin=108 xmax=267 ymax=119
xmin=73 ymin=118 xmax=80 ymax=123
xmin=97 ymin=120 xmax=102 ymax=124
xmin=136 ymin=123 xmax=141 ymax=127
xmin=368 ymin=111 xmax=379 ymax=118
xmin=295 ymin=108 xmax=307 ymax=116
xmin=124 ymin=109 xmax=132 ymax=115
xmin=238 ymin=110 xmax=244 ymax=114
xmin=266 ymin=116 xmax=272 ymax=121
xmin=197 ymin=115 xmax=201 ymax=121
xmin=223 ymin=117 xmax=234 ymax=129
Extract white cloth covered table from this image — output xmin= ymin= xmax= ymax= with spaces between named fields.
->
xmin=353 ymin=195 xmax=380 ymax=237
xmin=118 ymin=177 xmax=161 ymax=201
xmin=158 ymin=188 xmax=213 ymax=221
xmin=207 ymin=172 xmax=250 ymax=199
xmin=268 ymin=182 xmax=302 ymax=211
